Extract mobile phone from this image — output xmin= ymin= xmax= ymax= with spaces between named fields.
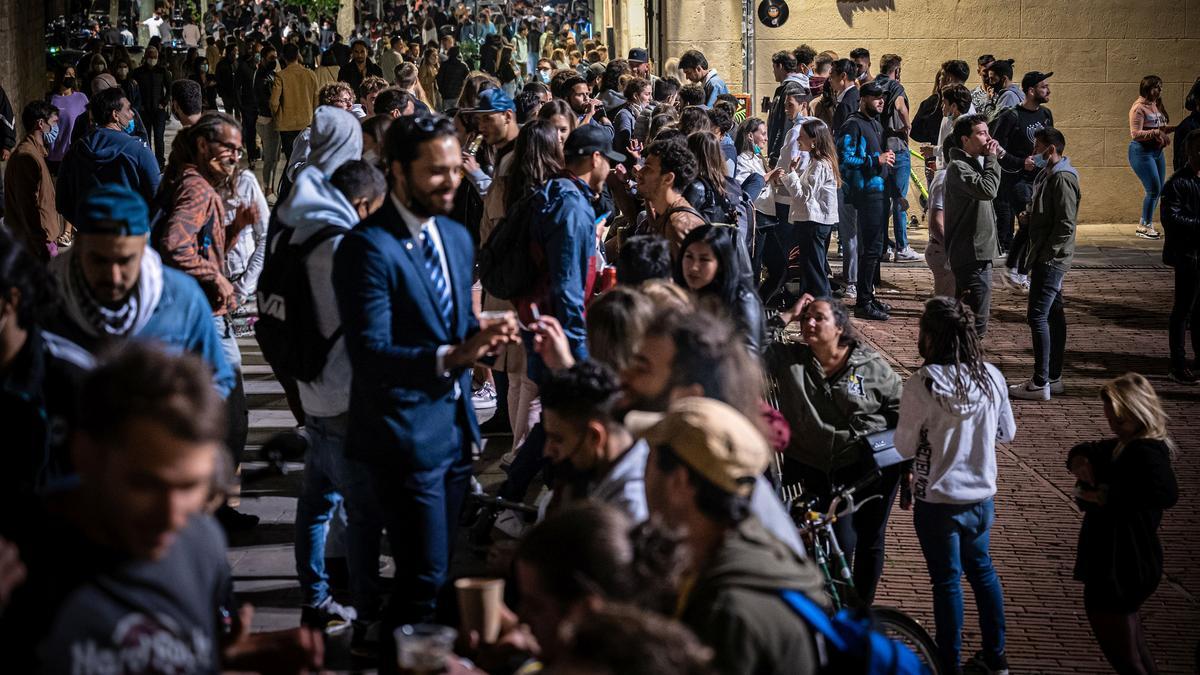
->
xmin=593 ymin=211 xmax=611 ymax=226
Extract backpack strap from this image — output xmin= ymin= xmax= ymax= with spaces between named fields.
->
xmin=663 ymin=204 xmax=709 ymax=225
xmin=781 ymin=589 xmax=848 ymax=652
xmin=294 ymin=224 xmax=346 ymax=257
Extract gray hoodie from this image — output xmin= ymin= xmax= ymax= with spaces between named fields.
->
xmin=276 ymin=168 xmax=358 ymax=418
xmin=285 ymin=105 xmax=364 ymax=181
xmin=895 ymin=363 xmax=1016 ymax=505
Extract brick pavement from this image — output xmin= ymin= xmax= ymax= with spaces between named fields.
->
xmin=229 ymin=226 xmax=1199 ymax=673
xmin=857 ymin=249 xmax=1200 ymax=674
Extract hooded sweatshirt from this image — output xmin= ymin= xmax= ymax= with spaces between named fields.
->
xmin=274 ymin=107 xmax=363 ymax=418
xmin=56 ymin=127 xmax=160 ymax=225
xmin=285 ymin=105 xmax=362 ymax=181
xmin=680 ymin=516 xmax=824 ymax=675
xmin=1025 ymin=156 xmax=1080 ymax=270
xmin=765 ymin=341 xmax=903 ymax=474
xmin=895 ymin=363 xmax=1016 ymax=505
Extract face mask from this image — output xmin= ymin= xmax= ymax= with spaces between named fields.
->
xmin=146 ymin=58 xmax=158 ymax=66
xmin=62 ymin=76 xmax=77 ymax=90
xmin=1032 ymin=152 xmax=1048 ymax=169
xmin=201 ymin=63 xmax=209 ymax=72
xmin=362 ymin=148 xmax=380 ymax=165
xmin=117 ymin=68 xmax=129 ymax=78
xmin=44 ymin=123 xmax=60 ymax=146
xmin=537 ymin=69 xmax=550 ymax=83
xmin=124 ymin=118 xmax=136 ymax=134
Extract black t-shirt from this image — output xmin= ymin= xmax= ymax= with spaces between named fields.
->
xmin=992 ymin=104 xmax=1054 ymax=181
xmin=1 ymin=504 xmax=232 ymax=674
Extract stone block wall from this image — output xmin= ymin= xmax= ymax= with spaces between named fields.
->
xmin=661 ymin=0 xmax=1200 ymax=223
xmin=0 ymin=0 xmax=47 ymax=142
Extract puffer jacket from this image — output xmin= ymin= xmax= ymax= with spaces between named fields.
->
xmin=1162 ymin=166 xmax=1200 ymax=268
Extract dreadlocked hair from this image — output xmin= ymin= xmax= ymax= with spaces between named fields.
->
xmin=918 ymin=296 xmax=995 ymax=401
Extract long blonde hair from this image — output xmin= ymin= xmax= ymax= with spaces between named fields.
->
xmin=1101 ymin=373 xmax=1176 ymax=458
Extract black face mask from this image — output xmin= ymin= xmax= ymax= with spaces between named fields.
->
xmin=62 ymin=76 xmax=77 ymax=90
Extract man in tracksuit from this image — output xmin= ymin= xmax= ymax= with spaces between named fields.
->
xmin=838 ymin=81 xmax=895 ymax=321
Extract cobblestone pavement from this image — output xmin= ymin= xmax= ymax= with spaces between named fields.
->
xmin=230 ymin=223 xmax=1199 ymax=673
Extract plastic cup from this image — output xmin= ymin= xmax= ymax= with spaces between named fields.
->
xmin=394 ymin=623 xmax=457 ymax=674
xmin=454 ymin=577 xmax=505 ymax=643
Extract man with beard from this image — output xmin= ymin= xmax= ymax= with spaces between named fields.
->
xmin=337 ymin=40 xmax=384 ymax=95
xmin=47 ymin=184 xmax=234 ymax=397
xmin=615 ymin=307 xmax=804 ymax=556
xmin=540 ymin=361 xmax=649 ymax=523
xmin=155 ymin=111 xmax=259 ymax=531
xmin=837 ymin=81 xmax=894 ymax=322
xmin=991 ymin=71 xmax=1054 ymax=287
xmin=332 ymin=115 xmax=519 ymax=647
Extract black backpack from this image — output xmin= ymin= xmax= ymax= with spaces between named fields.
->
xmin=254 ymin=223 xmax=346 ymax=383
xmin=478 ymin=190 xmax=543 ymax=300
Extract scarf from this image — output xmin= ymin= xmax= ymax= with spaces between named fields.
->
xmin=58 ymin=245 xmax=164 ymax=339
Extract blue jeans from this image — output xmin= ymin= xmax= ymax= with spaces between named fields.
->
xmin=914 ymin=499 xmax=1007 ymax=672
xmin=1027 ymin=263 xmax=1067 ymax=385
xmin=294 ymin=414 xmax=384 ymax=613
xmin=888 ymin=146 xmax=911 ymax=250
xmin=1128 ymin=141 xmax=1165 ymax=225
xmin=837 ymin=188 xmax=858 ymax=285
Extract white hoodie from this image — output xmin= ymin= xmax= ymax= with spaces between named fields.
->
xmin=895 ymin=363 xmax=1016 ymax=505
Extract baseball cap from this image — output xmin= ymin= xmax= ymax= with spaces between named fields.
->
xmin=1020 ymin=71 xmax=1053 ymax=91
xmin=77 ymin=184 xmax=150 ymax=236
xmin=464 ymin=87 xmax=515 ymax=114
xmin=626 ymin=397 xmax=770 ymax=497
xmin=564 ymin=124 xmax=625 ymax=164
xmin=627 ymin=48 xmax=648 ymax=64
xmin=859 ymin=81 xmax=887 ymax=98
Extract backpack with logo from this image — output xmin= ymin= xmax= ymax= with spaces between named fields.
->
xmin=478 ymin=189 xmax=543 ymax=300
xmin=781 ymin=590 xmax=928 ymax=675
xmin=254 ymin=222 xmax=346 ymax=383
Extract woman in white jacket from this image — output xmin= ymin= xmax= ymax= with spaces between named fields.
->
xmin=895 ymin=296 xmax=1015 ymax=675
xmin=777 ymin=118 xmax=839 ymax=297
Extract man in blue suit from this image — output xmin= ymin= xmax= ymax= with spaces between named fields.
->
xmin=332 ymin=115 xmax=519 ymax=635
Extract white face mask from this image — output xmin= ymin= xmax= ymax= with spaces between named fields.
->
xmin=362 ymin=148 xmax=380 ymax=165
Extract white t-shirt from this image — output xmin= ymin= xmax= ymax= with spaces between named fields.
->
xmin=928 ymin=169 xmax=946 ymax=213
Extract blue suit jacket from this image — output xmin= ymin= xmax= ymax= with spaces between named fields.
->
xmin=333 ymin=200 xmax=481 ymax=470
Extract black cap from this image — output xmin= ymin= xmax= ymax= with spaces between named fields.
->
xmin=628 ymin=48 xmax=648 ymax=64
xmin=1021 ymin=71 xmax=1053 ymax=91
xmin=565 ymin=124 xmax=625 ymax=164
xmin=859 ymin=81 xmax=887 ymax=98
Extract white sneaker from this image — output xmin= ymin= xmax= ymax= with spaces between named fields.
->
xmin=1009 ymin=378 xmax=1050 ymax=401
xmin=1049 ymin=378 xmax=1065 ymax=395
xmin=1018 ymin=274 xmax=1030 ymax=293
xmin=1006 ymin=267 xmax=1022 ymax=287
xmin=471 ymin=382 xmax=497 ymax=413
xmin=885 ymin=247 xmax=895 ymax=262
xmin=1135 ymin=224 xmax=1161 ymax=240
xmin=894 ymin=246 xmax=924 ymax=262
xmin=842 ymin=283 xmax=857 ymax=300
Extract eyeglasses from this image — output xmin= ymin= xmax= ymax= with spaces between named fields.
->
xmin=214 ymin=140 xmax=245 ymax=158
xmin=333 ymin=96 xmax=354 ymax=107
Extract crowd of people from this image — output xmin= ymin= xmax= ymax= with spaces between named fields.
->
xmin=0 ymin=1 xmax=1193 ymax=673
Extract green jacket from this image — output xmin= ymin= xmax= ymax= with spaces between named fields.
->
xmin=944 ymin=147 xmax=1002 ymax=268
xmin=766 ymin=341 xmax=903 ymax=474
xmin=1024 ymin=156 xmax=1081 ymax=270
xmin=680 ymin=516 xmax=826 ymax=675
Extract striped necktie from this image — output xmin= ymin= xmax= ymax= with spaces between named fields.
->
xmin=419 ymin=224 xmax=453 ymax=328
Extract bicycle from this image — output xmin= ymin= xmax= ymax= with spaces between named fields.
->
xmin=778 ymin=467 xmax=943 ymax=674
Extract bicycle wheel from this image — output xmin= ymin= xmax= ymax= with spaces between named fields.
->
xmin=870 ymin=605 xmax=943 ymax=675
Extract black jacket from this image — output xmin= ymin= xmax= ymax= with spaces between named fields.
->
xmin=766 ymin=79 xmax=806 ymax=165
xmin=338 ymin=60 xmax=383 ymax=94
xmin=910 ymin=92 xmax=942 ymax=145
xmin=1069 ymin=438 xmax=1177 ymax=601
xmin=254 ymin=63 xmax=277 ymax=118
xmin=133 ymin=64 xmax=172 ymax=113
xmin=0 ymin=328 xmax=92 ymax=536
xmin=1172 ymin=112 xmax=1200 ymax=173
xmin=0 ymin=86 xmax=15 ymax=153
xmin=237 ymin=55 xmax=258 ymax=113
xmin=832 ymin=85 xmax=860 ymax=134
xmin=216 ymin=56 xmax=241 ymax=111
xmin=437 ymin=58 xmax=470 ymax=105
xmin=1161 ymin=166 xmax=1200 ymax=268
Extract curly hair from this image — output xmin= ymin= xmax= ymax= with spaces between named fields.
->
xmin=643 ymin=137 xmax=698 ymax=191
xmin=318 ymin=81 xmax=354 ymax=106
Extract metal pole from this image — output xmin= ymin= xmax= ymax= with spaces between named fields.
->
xmin=743 ymin=0 xmax=754 ymax=103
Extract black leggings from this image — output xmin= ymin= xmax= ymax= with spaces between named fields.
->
xmin=783 ymin=460 xmax=902 ymax=606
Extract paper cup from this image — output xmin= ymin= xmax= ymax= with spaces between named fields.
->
xmin=454 ymin=577 xmax=505 ymax=643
